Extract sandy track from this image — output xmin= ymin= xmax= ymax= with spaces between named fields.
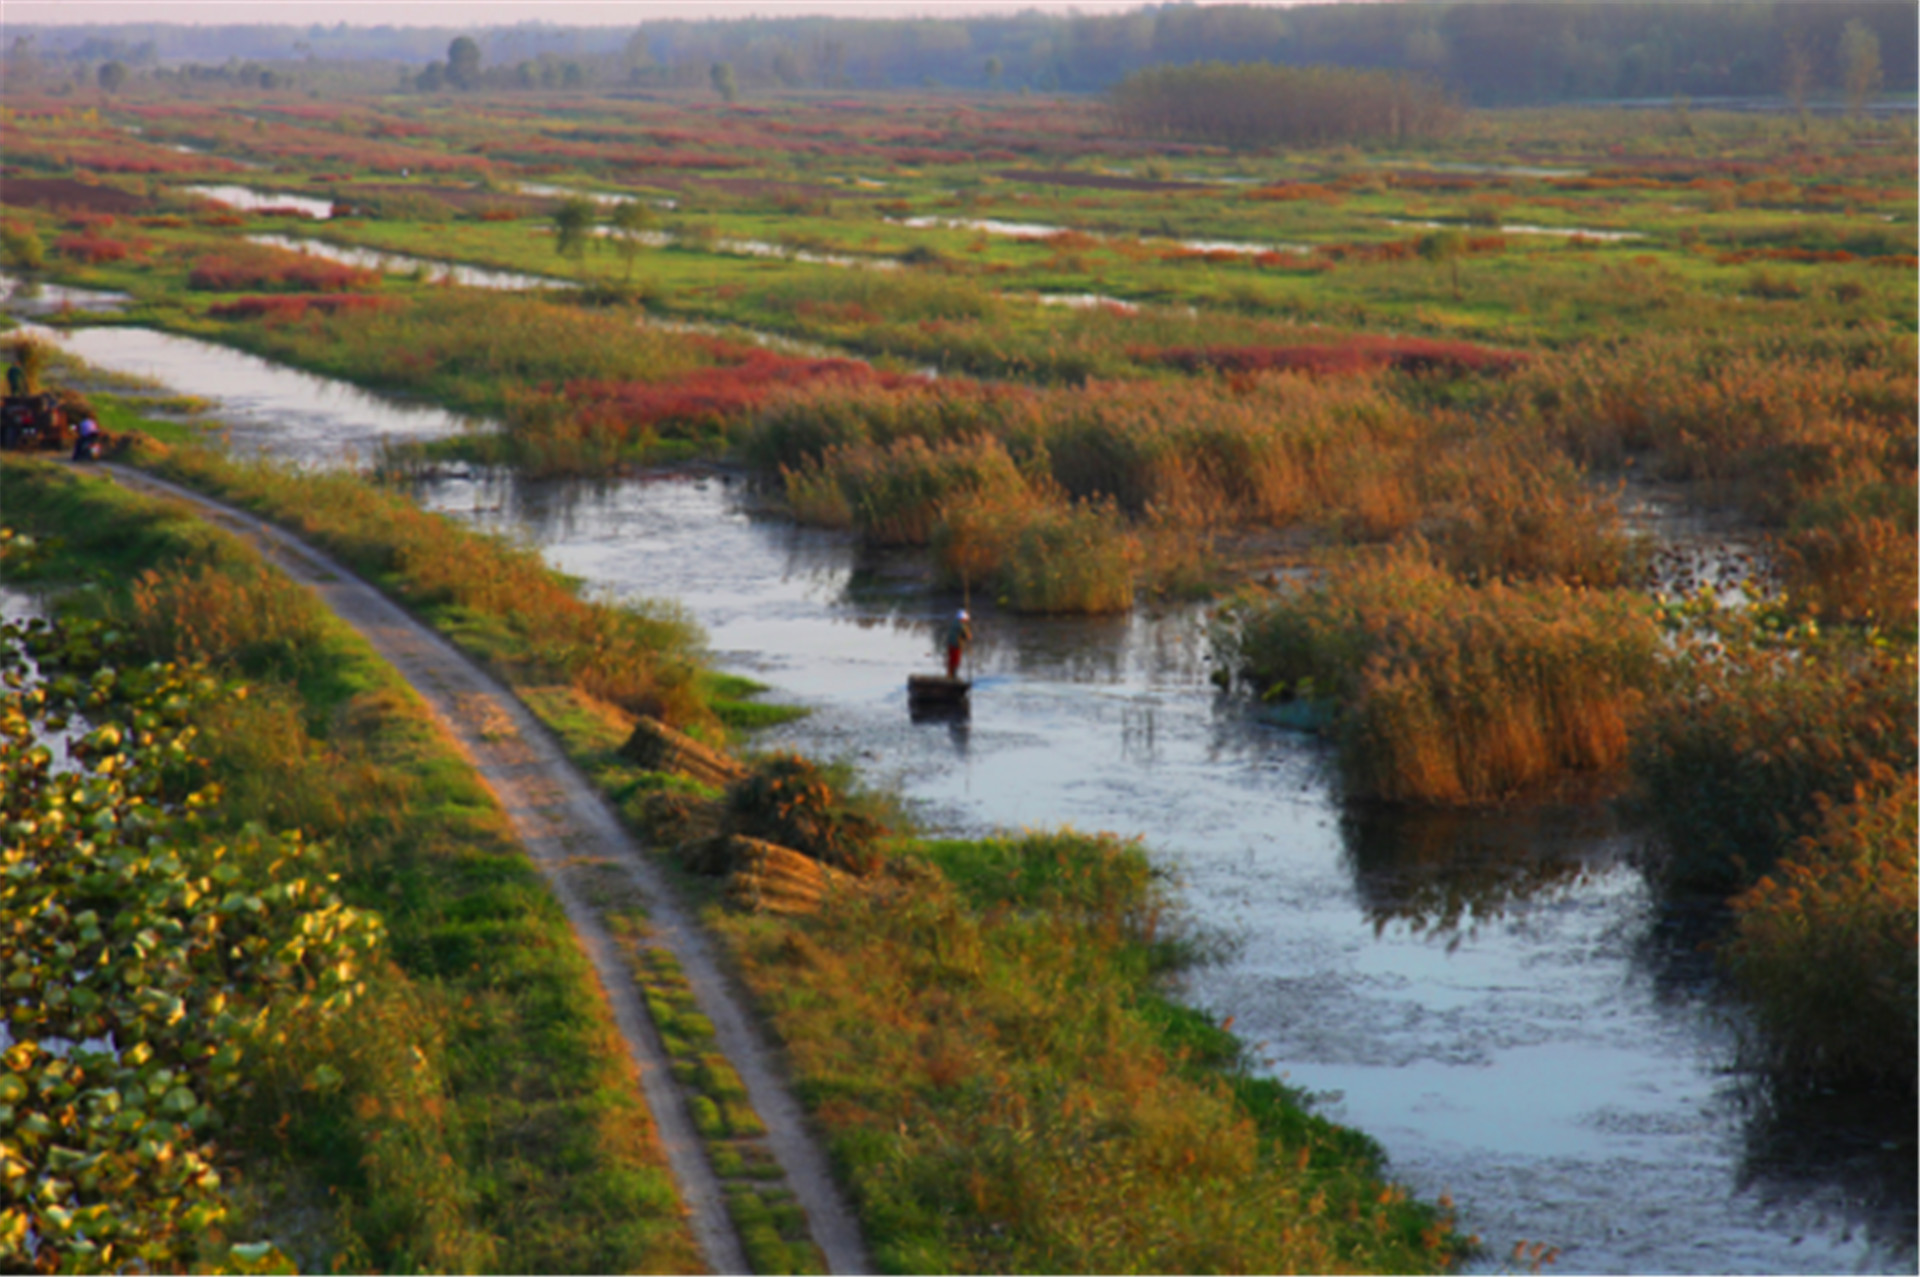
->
xmin=103 ymin=465 xmax=869 ymax=1277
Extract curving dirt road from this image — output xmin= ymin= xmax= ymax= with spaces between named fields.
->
xmin=103 ymin=465 xmax=870 ymax=1277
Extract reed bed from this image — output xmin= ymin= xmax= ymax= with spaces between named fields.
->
xmin=1725 ymin=779 xmax=1917 ymax=1088
xmin=747 ymin=368 xmax=1635 ymax=608
xmin=1633 ymin=605 xmax=1917 ymax=893
xmin=1511 ymin=330 xmax=1917 ymax=529
xmin=1220 ymin=547 xmax=1660 ymax=804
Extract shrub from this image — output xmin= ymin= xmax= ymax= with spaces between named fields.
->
xmin=724 ymin=752 xmax=890 ymax=874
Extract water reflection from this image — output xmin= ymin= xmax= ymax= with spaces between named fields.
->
xmin=1340 ymin=793 xmax=1627 ymax=942
xmin=1734 ymin=1082 xmax=1918 ymax=1266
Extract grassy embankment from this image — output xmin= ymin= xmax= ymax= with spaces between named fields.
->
xmin=2 ymin=457 xmax=700 ymax=1274
xmin=82 ymin=426 xmax=1470 ymax=1273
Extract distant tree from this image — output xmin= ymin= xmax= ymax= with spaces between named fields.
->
xmin=607 ymin=200 xmax=657 ymax=283
xmin=1839 ymin=20 xmax=1882 ymax=119
xmin=1782 ymin=36 xmax=1814 ymax=131
xmin=97 ymin=60 xmax=128 ymax=94
xmin=561 ymin=61 xmax=585 ymax=88
xmin=416 ymin=61 xmax=445 ymax=92
xmin=984 ymin=55 xmax=1003 ymax=88
xmin=1113 ymin=62 xmax=1457 ymax=147
xmin=552 ymin=197 xmax=597 ymax=272
xmin=447 ymin=36 xmax=481 ymax=89
xmin=624 ymin=30 xmax=656 ymax=76
xmin=710 ymin=61 xmax=738 ymax=103
xmin=772 ymin=48 xmax=803 ymax=88
xmin=1418 ymin=229 xmax=1466 ymax=299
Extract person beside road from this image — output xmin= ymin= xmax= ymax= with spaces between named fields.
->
xmin=941 ymin=608 xmax=972 ymax=679
xmin=6 ymin=350 xmax=28 ymax=397
xmin=72 ymin=415 xmax=101 ymax=462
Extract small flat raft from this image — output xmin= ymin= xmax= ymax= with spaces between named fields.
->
xmin=907 ymin=674 xmax=971 ymax=707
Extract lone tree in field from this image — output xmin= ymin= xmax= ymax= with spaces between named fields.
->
xmin=710 ymin=61 xmax=739 ymax=102
xmin=1839 ymin=20 xmax=1883 ymax=120
xmin=97 ymin=60 xmax=128 ymax=94
xmin=552 ymin=197 xmax=597 ymax=273
xmin=447 ymin=36 xmax=481 ymax=90
xmin=1418 ymin=229 xmax=1466 ymax=300
xmin=608 ymin=200 xmax=656 ymax=283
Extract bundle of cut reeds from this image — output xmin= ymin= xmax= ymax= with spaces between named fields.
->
xmin=620 ymin=715 xmax=748 ymax=788
xmin=725 ymin=836 xmax=856 ymax=916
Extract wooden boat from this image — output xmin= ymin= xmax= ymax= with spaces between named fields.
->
xmin=907 ymin=673 xmax=971 ymax=706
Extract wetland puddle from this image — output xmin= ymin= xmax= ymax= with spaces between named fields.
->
xmin=16 ymin=335 xmax=1911 ymax=1275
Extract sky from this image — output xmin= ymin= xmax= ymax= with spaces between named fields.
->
xmin=8 ymin=0 xmax=1286 ymax=26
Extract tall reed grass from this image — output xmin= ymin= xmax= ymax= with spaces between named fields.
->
xmin=1221 ymin=547 xmax=1660 ymax=804
xmin=1725 ymin=779 xmax=1917 ymax=1088
xmin=1633 ymin=604 xmax=1917 ymax=891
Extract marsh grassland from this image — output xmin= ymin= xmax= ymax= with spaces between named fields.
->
xmin=3 ymin=49 xmax=1914 ymax=1272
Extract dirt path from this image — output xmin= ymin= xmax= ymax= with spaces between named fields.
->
xmin=103 ymin=465 xmax=870 ymax=1277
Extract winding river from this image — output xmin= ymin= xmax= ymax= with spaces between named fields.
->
xmin=7 ymin=319 xmax=1912 ymax=1275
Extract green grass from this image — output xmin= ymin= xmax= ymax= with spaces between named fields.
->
xmin=2 ymin=456 xmax=700 ymax=1274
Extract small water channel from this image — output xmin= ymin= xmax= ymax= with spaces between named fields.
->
xmin=893 ymin=215 xmax=1311 ymax=257
xmin=10 ymin=328 xmax=1911 ymax=1274
xmin=183 ymin=185 xmax=336 ymax=219
xmin=245 ymin=234 xmax=573 ymax=291
xmin=399 ymin=474 xmax=1910 ymax=1276
xmin=9 ymin=325 xmax=478 ymax=468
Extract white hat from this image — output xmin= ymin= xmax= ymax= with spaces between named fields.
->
xmin=958 ymin=609 xmax=970 ymax=620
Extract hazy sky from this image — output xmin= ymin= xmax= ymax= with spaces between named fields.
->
xmin=10 ymin=0 xmax=1268 ymax=26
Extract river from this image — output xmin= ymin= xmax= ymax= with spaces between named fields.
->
xmin=6 ymin=322 xmax=1912 ymax=1275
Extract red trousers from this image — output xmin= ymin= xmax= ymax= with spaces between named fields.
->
xmin=946 ymin=645 xmax=962 ymax=677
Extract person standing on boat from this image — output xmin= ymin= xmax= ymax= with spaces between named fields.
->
xmin=942 ymin=608 xmax=972 ymax=679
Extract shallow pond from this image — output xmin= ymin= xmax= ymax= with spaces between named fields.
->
xmin=407 ymin=472 xmax=1913 ymax=1276
xmin=15 ymin=332 xmax=1911 ymax=1274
